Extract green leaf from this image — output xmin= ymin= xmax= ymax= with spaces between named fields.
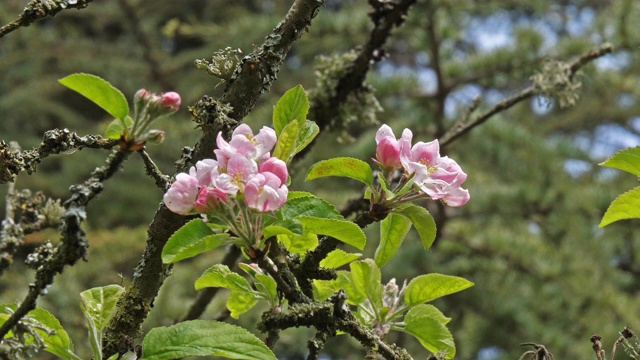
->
xmin=600 ymin=146 xmax=640 ymax=176
xmin=313 ymin=271 xmax=361 ymax=303
xmin=298 ymin=216 xmax=367 ymax=250
xmin=195 ymin=264 xmax=253 ymax=292
xmin=0 ymin=304 xmax=80 ymax=360
xmin=278 ymin=232 xmax=318 ymax=254
xmin=162 ymin=219 xmax=218 ymax=264
xmin=306 ymin=157 xmax=374 ymax=186
xmin=227 ymin=290 xmax=259 ymax=319
xmin=262 ymin=219 xmax=303 ymax=238
xmin=81 ymin=285 xmax=124 ymax=360
xmin=404 ymin=274 xmax=473 ymax=306
xmin=80 ymin=285 xmax=124 ymax=332
xmin=397 ymin=204 xmax=437 ymax=251
xmin=273 ymin=119 xmax=298 ymax=163
xmin=140 ymin=320 xmax=276 ymax=360
xmin=255 ymin=274 xmax=278 ymax=305
xmin=320 ymin=249 xmax=362 ymax=269
xmin=375 ymin=213 xmax=412 ymax=267
xmin=104 ymin=119 xmax=125 ymax=139
xmin=401 ymin=304 xmax=455 ymax=358
xmin=59 ymin=73 xmax=129 ymax=120
xmin=273 ymin=85 xmax=309 ymax=136
xmin=278 ymin=195 xmax=343 ymax=220
xmin=350 ymin=260 xmax=383 ymax=310
xmin=600 ymin=186 xmax=640 ymax=227
xmin=294 ymin=120 xmax=319 ymax=155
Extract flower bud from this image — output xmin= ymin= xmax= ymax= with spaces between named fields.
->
xmin=193 ymin=187 xmax=227 ymax=213
xmin=161 ymin=92 xmax=181 ymax=112
xmin=259 ymin=157 xmax=288 ymax=184
xmin=145 ymin=129 xmax=166 ymax=144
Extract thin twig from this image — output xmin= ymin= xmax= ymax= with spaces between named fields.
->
xmin=0 ymin=149 xmax=129 ymax=339
xmin=0 ymin=0 xmax=94 ymax=38
xmin=439 ymin=43 xmax=614 ymax=148
xmin=137 ymin=149 xmax=170 ymax=191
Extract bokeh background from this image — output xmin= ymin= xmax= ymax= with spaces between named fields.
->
xmin=2 ymin=0 xmax=640 ymax=359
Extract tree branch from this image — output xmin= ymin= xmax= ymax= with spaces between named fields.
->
xmin=439 ymin=43 xmax=614 ymax=148
xmin=0 ymin=149 xmax=129 ymax=339
xmin=101 ymin=1 xmax=326 ymax=356
xmin=0 ymin=130 xmax=118 ymax=184
xmin=0 ymin=0 xmax=94 ymax=38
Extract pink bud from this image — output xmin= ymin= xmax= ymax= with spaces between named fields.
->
xmin=193 ymin=187 xmax=228 ymax=213
xmin=163 ymin=173 xmax=199 ymax=215
xmin=161 ymin=92 xmax=181 ymax=112
xmin=259 ymin=157 xmax=288 ymax=184
xmin=134 ymin=88 xmax=150 ymax=102
xmin=376 ymin=137 xmax=400 ymax=168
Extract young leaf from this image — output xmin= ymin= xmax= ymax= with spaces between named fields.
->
xmin=375 ymin=213 xmax=412 ymax=267
xmin=350 ymin=260 xmax=383 ymax=310
xmin=0 ymin=304 xmax=80 ymax=360
xmin=140 ymin=320 xmax=276 ymax=360
xmin=401 ymin=304 xmax=455 ymax=359
xmin=195 ymin=264 xmax=253 ymax=292
xmin=404 ymin=274 xmax=473 ymax=306
xmin=162 ymin=219 xmax=217 ymax=264
xmin=80 ymin=285 xmax=125 ymax=332
xmin=600 ymin=146 xmax=640 ymax=176
xmin=273 ymin=119 xmax=299 ymax=163
xmin=294 ymin=120 xmax=319 ymax=155
xmin=104 ymin=119 xmax=125 ymax=139
xmin=600 ymin=186 xmax=640 ymax=227
xmin=31 ymin=307 xmax=80 ymax=360
xmin=320 ymin=249 xmax=362 ymax=269
xmin=278 ymin=195 xmax=342 ymax=220
xmin=255 ymin=274 xmax=278 ymax=305
xmin=297 ymin=216 xmax=366 ymax=250
xmin=273 ymin=85 xmax=309 ymax=136
xmin=397 ymin=204 xmax=437 ymax=251
xmin=227 ymin=290 xmax=259 ymax=319
xmin=278 ymin=232 xmax=318 ymax=254
xmin=59 ymin=73 xmax=129 ymax=121
xmin=306 ymin=157 xmax=374 ymax=186
xmin=262 ymin=220 xmax=304 ymax=239
xmin=81 ymin=285 xmax=124 ymax=360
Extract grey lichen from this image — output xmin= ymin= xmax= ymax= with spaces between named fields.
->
xmin=531 ymin=59 xmax=582 ymax=109
xmin=195 ymin=47 xmax=243 ymax=86
xmin=309 ymin=51 xmax=383 ymax=140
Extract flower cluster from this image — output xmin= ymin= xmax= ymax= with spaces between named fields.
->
xmin=125 ymin=89 xmax=181 ymax=146
xmin=164 ymin=124 xmax=288 ymax=216
xmin=374 ymin=124 xmax=470 ymax=207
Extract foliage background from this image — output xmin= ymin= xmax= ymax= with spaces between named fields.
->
xmin=1 ymin=0 xmax=640 ymax=359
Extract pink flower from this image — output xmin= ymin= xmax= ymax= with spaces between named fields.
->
xmin=259 ymin=157 xmax=288 ymax=184
xmin=400 ymin=138 xmax=441 ymax=175
xmin=215 ymin=125 xmax=277 ymax=167
xmin=189 ymin=159 xmax=220 ymax=187
xmin=193 ymin=187 xmax=228 ymax=213
xmin=412 ymin=156 xmax=470 ymax=207
xmin=161 ymin=92 xmax=181 ymax=112
xmin=375 ymin=125 xmax=401 ymax=168
xmin=164 ymin=173 xmax=200 ymax=215
xmin=244 ymin=172 xmax=288 ymax=212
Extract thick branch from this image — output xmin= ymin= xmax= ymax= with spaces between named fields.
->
xmin=0 ymin=0 xmax=93 ymax=38
xmin=308 ymin=0 xmax=417 ymax=130
xmin=439 ymin=43 xmax=614 ymax=148
xmin=101 ymin=1 xmax=326 ymax=356
xmin=0 ymin=149 xmax=129 ymax=339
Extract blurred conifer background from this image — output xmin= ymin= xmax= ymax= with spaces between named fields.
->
xmin=2 ymin=0 xmax=640 ymax=358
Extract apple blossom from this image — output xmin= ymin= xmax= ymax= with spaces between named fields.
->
xmin=163 ymin=173 xmax=199 ymax=215
xmin=215 ymin=125 xmax=277 ymax=167
xmin=244 ymin=172 xmax=288 ymax=212
xmin=193 ymin=187 xmax=228 ymax=213
xmin=259 ymin=157 xmax=288 ymax=184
